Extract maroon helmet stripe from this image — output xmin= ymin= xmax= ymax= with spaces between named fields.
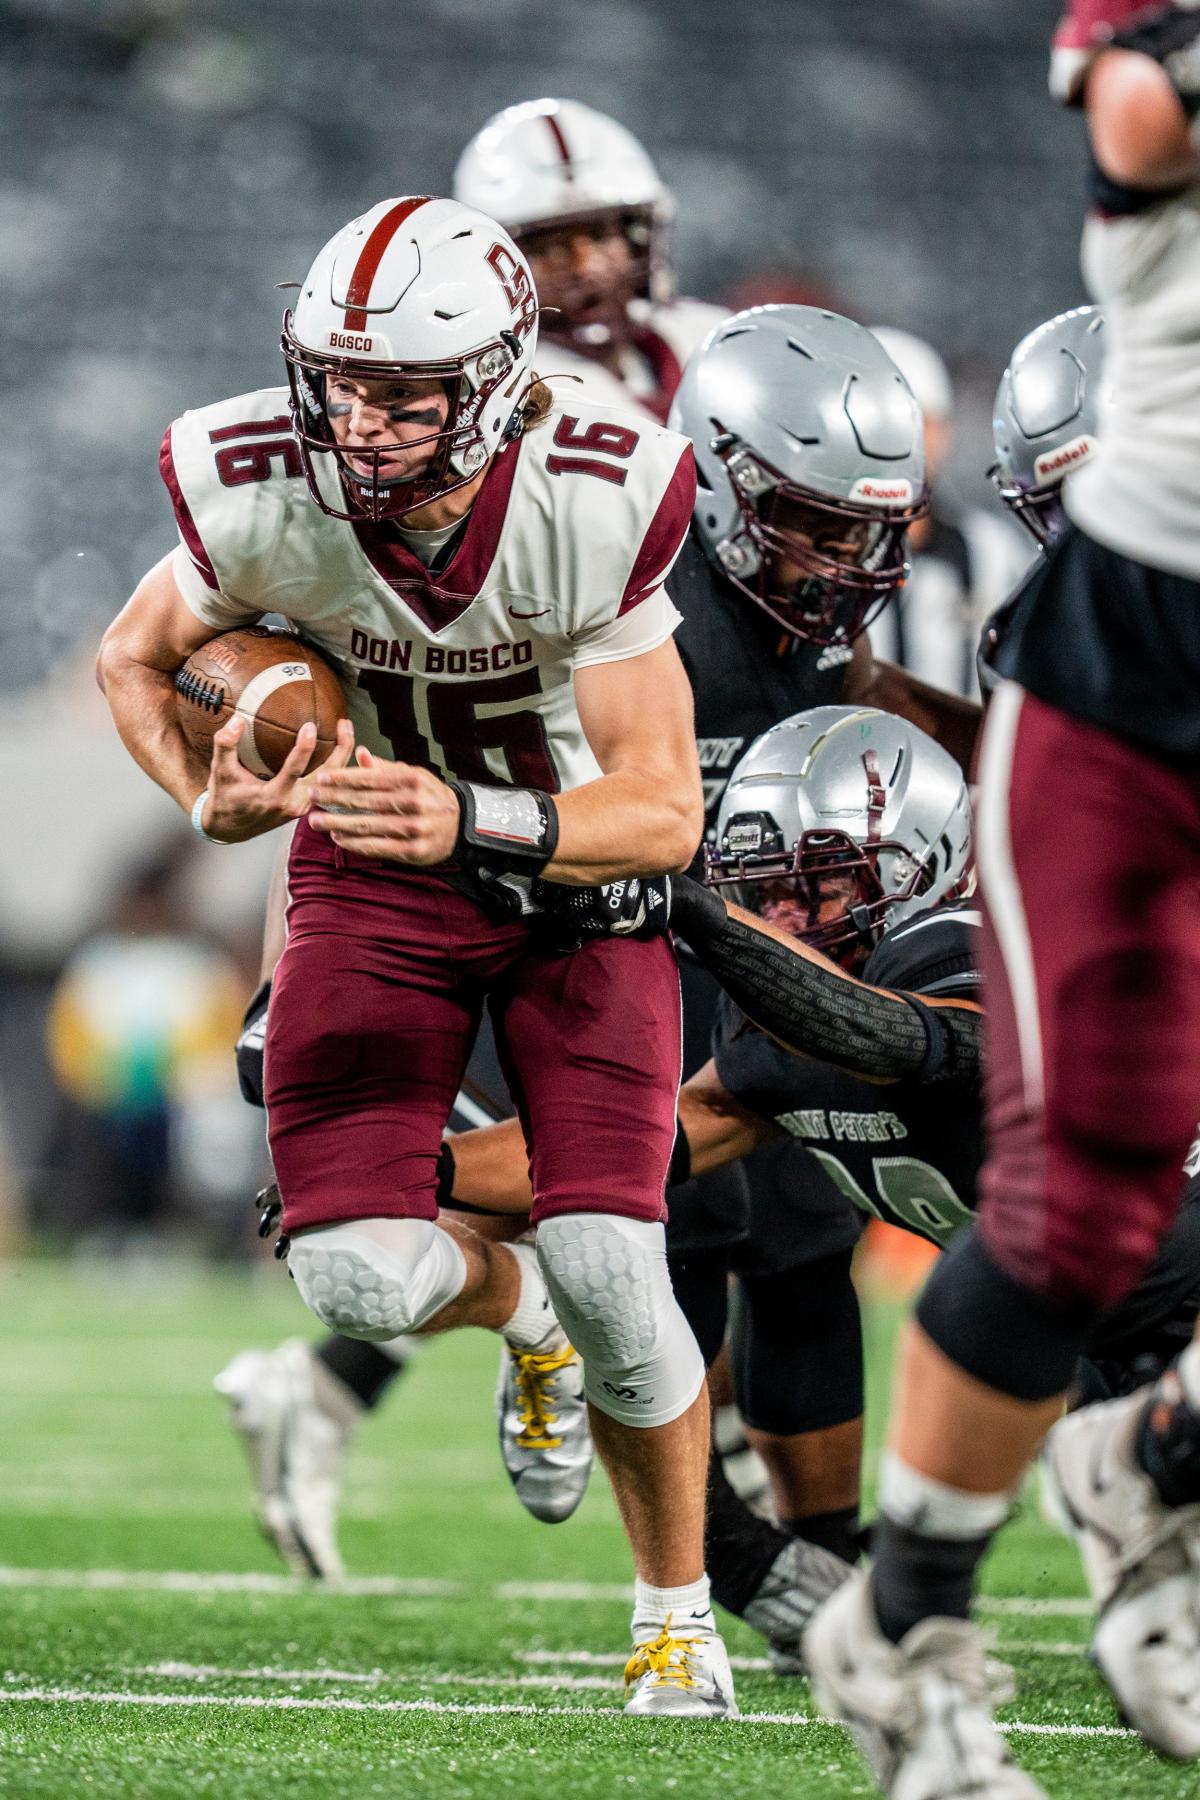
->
xmin=544 ymin=113 xmax=573 ymax=167
xmin=862 ymin=749 xmax=886 ymax=844
xmin=343 ymin=196 xmax=432 ymax=332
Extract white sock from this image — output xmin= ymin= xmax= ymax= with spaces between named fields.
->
xmin=501 ymin=1241 xmax=565 ymax=1353
xmin=632 ymin=1574 xmax=715 ymax=1641
xmin=878 ymin=1450 xmax=1012 ymax=1538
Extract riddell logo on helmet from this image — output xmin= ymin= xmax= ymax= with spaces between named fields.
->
xmin=328 ymin=331 xmax=374 ymax=353
xmin=849 ymin=477 xmax=913 ymax=505
xmin=1033 ymin=433 xmax=1096 ymax=483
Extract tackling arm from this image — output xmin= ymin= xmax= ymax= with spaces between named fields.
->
xmin=669 ymin=876 xmax=983 ymax=1088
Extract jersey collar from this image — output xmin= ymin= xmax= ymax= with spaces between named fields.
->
xmin=348 ymin=431 xmax=525 ymax=633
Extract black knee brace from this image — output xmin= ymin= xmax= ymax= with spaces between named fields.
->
xmin=916 ymin=1225 xmax=1091 ymax=1403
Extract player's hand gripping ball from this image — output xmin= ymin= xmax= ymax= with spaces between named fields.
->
xmin=175 ymin=627 xmax=345 ymax=776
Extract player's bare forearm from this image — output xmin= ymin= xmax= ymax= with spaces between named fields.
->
xmin=99 ymin=628 xmax=214 ymax=812
xmin=446 ymin=1117 xmax=534 ymax=1213
xmin=102 ymin=555 xmax=355 ymax=842
xmin=678 ymin=1063 xmax=775 ymax=1176
xmin=845 ymin=646 xmax=980 ymax=775
xmin=552 ymin=636 xmax=704 ymax=882
xmin=1087 ymin=48 xmax=1200 ymax=190
xmin=99 ymin=556 xmax=231 ymax=809
xmin=543 ymin=763 xmax=703 ymax=884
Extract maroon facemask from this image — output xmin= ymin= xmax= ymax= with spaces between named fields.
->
xmin=281 ymin=314 xmax=522 ymax=523
xmin=712 ymin=436 xmax=928 ymax=648
xmin=704 ymin=827 xmax=938 ymax=965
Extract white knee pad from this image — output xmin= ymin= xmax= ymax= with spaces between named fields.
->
xmin=288 ymin=1218 xmax=467 ymax=1342
xmin=536 ymin=1214 xmax=705 ymax=1427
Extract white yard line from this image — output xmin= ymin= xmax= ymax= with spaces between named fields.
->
xmin=0 ymin=1683 xmax=1135 ymax=1738
xmin=978 ymin=1596 xmax=1093 ymax=1619
xmin=0 ymin=1566 xmax=1095 ymax=1619
xmin=0 ymin=1567 xmax=459 ymax=1598
xmin=143 ymin=1662 xmax=615 ymax=1692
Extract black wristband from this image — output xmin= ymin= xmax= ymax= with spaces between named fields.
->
xmin=450 ymin=781 xmax=559 ymax=876
xmin=668 ymin=872 xmax=728 ymax=944
xmin=667 ymin=1115 xmax=692 ymax=1188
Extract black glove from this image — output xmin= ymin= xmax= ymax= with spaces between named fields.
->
xmin=254 ymin=1182 xmax=289 ymax=1259
xmin=236 ymin=978 xmax=272 ymax=1108
xmin=533 ymin=874 xmax=673 ymax=954
xmin=666 ymin=872 xmax=729 ymax=948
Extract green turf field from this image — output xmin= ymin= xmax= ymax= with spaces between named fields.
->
xmin=0 ymin=1260 xmax=1194 ymax=1800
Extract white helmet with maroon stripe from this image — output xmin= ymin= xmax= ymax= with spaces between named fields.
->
xmin=452 ymin=99 xmax=674 ymax=306
xmin=281 ymin=195 xmax=539 ymax=522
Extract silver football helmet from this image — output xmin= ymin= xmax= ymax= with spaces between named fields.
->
xmin=705 ymin=705 xmax=971 ymax=963
xmin=990 ymin=304 xmax=1106 ymax=547
xmin=670 ymin=306 xmax=928 ymax=646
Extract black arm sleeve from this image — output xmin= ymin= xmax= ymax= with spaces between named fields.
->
xmin=669 ymin=876 xmax=982 ymax=1087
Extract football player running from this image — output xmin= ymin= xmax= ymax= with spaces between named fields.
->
xmin=98 ymin=195 xmax=739 ymax=1717
xmin=221 ymin=300 xmax=981 ymax=1593
xmin=217 ymin=99 xmax=728 ymax=1574
xmin=805 ymin=6 xmax=1200 ymax=1792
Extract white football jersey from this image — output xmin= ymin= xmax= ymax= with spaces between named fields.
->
xmin=163 ymin=388 xmax=695 ymax=793
xmin=535 ymin=296 xmax=727 ymax=422
xmin=1067 ymin=186 xmax=1200 ymax=579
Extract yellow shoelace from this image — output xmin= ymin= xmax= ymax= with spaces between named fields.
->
xmin=510 ymin=1345 xmax=577 ymax=1450
xmin=623 ymin=1617 xmax=703 ymax=1693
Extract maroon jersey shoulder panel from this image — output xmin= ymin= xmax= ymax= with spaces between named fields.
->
xmin=618 ymin=442 xmax=697 ymax=616
xmin=627 ymin=323 xmax=684 ymax=424
xmin=348 ymin=432 xmax=525 ymax=634
xmin=159 ymin=423 xmax=219 ymax=591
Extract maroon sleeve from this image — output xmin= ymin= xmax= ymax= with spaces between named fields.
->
xmin=617 ymin=443 xmax=697 ymax=617
xmin=158 ymin=423 xmax=219 ymax=591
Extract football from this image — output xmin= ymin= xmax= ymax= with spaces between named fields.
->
xmin=174 ymin=626 xmax=345 ymax=777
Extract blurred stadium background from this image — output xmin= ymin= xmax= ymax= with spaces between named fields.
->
xmin=1 ymin=0 xmax=1083 ymax=1255
xmin=2 ymin=7 xmax=1156 ymax=1794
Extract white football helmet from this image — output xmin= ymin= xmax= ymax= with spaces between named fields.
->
xmin=282 ymin=195 xmax=539 ymax=522
xmin=453 ymin=98 xmax=674 ymax=337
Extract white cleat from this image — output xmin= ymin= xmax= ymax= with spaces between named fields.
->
xmin=1043 ymin=1389 xmax=1200 ymax=1760
xmin=495 ymin=1340 xmax=593 ymax=1523
xmin=805 ymin=1568 xmax=1046 ymax=1799
xmin=742 ymin=1535 xmax=853 ymax=1676
xmin=213 ymin=1339 xmax=360 ymax=1579
xmin=623 ymin=1620 xmax=739 ymax=1718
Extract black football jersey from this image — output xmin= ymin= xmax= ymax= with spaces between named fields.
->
xmin=992 ymin=525 xmax=1200 ymax=759
xmin=665 ymin=531 xmax=866 ymax=1266
xmin=671 ymin=533 xmax=854 ymax=837
xmin=712 ymin=901 xmax=985 ymax=1247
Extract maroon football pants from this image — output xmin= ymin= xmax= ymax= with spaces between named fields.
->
xmin=265 ymin=821 xmax=682 ymax=1235
xmin=975 ymin=684 xmax=1200 ymax=1314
